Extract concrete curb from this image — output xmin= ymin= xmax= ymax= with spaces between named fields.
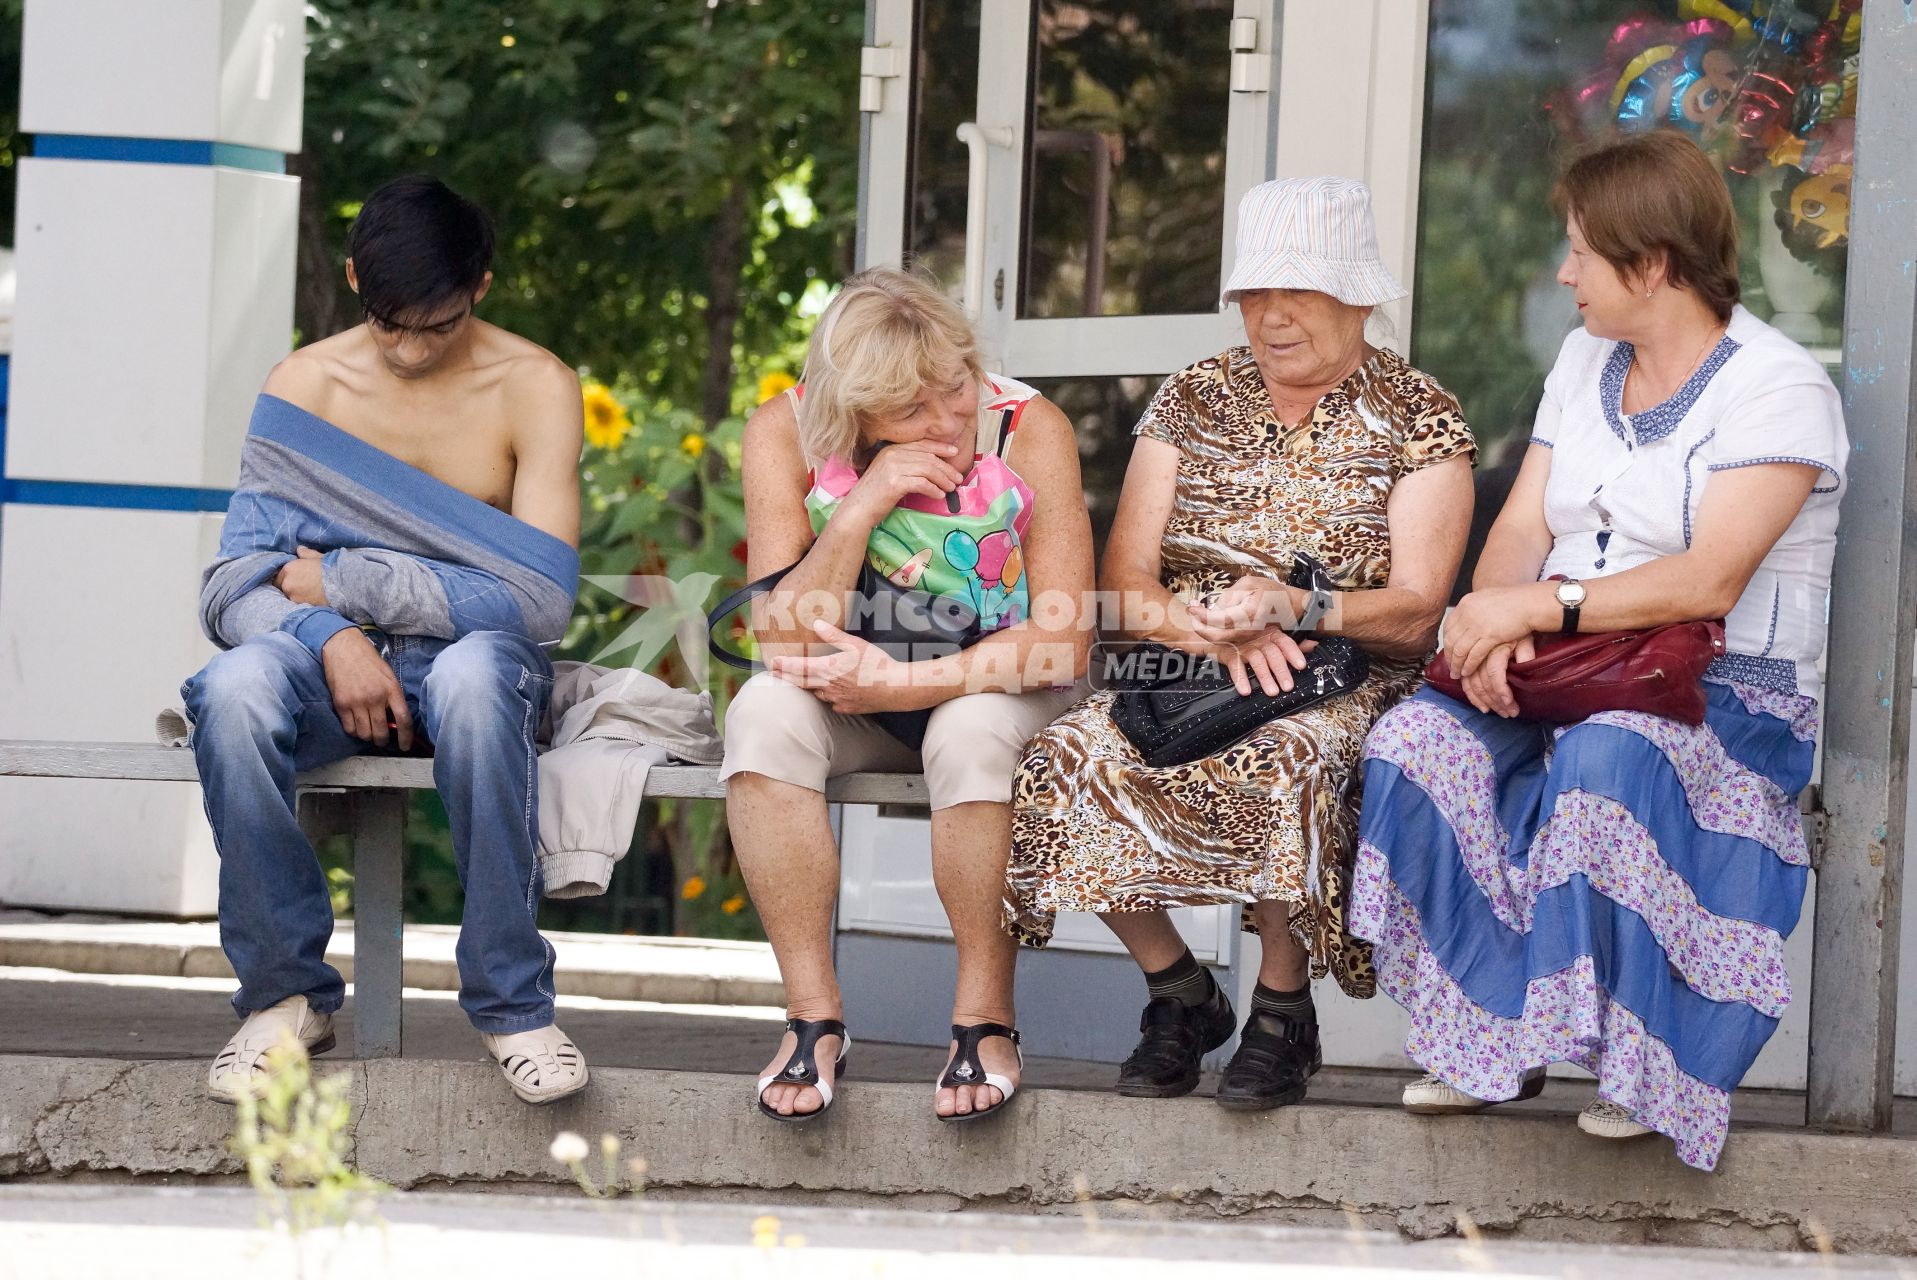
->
xmin=0 ymin=927 xmax=784 ymax=1008
xmin=3 ymin=1054 xmax=1913 ymax=1254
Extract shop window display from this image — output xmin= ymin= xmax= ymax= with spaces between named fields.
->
xmin=1413 ymin=0 xmax=1859 ymax=576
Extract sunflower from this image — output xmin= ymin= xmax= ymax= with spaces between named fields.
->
xmin=581 ymin=382 xmax=631 ymax=450
xmin=680 ymin=432 xmax=707 ymax=459
xmin=720 ymin=894 xmax=747 ymax=916
xmin=756 ymin=371 xmax=797 ymax=404
xmin=680 ymin=874 xmax=707 ymax=900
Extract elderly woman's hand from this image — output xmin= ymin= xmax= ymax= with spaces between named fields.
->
xmin=1168 ymin=595 xmax=1313 ymax=697
xmin=1441 ymin=585 xmax=1551 ymax=683
xmin=1188 ymin=575 xmax=1308 ymax=645
xmin=1223 ymin=630 xmax=1317 ymax=697
xmin=1459 ymin=634 xmax=1536 ymax=718
xmin=766 ymin=621 xmax=922 ymax=715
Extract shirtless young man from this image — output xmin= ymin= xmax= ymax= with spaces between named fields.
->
xmin=185 ymin=175 xmax=589 ymax=1104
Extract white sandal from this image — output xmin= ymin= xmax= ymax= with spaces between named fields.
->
xmin=207 ymin=995 xmax=336 ymax=1104
xmin=1577 ymin=1098 xmax=1654 ymax=1140
xmin=481 ymin=1025 xmax=590 ymax=1104
xmin=1402 ymin=1068 xmax=1545 ymax=1115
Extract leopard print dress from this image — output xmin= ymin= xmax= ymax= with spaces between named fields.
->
xmin=1005 ymin=344 xmax=1475 ymax=998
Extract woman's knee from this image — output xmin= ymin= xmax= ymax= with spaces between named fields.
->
xmin=722 ymin=673 xmax=835 ymax=769
xmin=921 ymin=694 xmax=1037 ymax=805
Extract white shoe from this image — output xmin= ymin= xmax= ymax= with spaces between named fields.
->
xmin=1402 ymin=1072 xmax=1489 ymax=1114
xmin=1402 ymin=1069 xmax=1545 ymax=1115
xmin=1577 ymin=1098 xmax=1654 ymax=1139
xmin=207 ymin=995 xmax=336 ymax=1104
xmin=481 ymin=1025 xmax=590 ymax=1104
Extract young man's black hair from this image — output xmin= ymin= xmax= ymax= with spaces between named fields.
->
xmin=346 ymin=174 xmax=495 ymax=327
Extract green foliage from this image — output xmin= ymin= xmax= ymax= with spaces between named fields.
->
xmin=0 ymin=0 xmax=22 ymax=250
xmin=229 ymin=1038 xmax=386 ymax=1256
xmin=299 ymin=0 xmax=859 ymax=405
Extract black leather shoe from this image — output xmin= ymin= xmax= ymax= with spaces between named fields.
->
xmin=1214 ymin=1009 xmax=1322 ymax=1111
xmin=1113 ymin=985 xmax=1236 ymax=1099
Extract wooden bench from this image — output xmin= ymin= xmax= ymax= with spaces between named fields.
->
xmin=0 ymin=739 xmax=929 ymax=1058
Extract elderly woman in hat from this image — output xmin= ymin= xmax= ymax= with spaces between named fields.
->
xmin=1006 ymin=177 xmax=1476 ymax=1108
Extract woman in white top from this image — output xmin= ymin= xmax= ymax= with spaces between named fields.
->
xmin=1352 ymin=130 xmax=1847 ymax=1170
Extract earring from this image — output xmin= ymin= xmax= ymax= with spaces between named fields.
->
xmin=1645 ymin=288 xmax=1655 ymax=299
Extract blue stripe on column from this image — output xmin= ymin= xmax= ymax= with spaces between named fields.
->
xmin=1 ymin=479 xmax=234 ymax=513
xmin=33 ymin=134 xmax=286 ymax=175
xmin=0 ymin=356 xmax=234 ymax=513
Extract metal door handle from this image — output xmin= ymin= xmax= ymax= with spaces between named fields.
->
xmin=955 ymin=122 xmax=1013 ymax=318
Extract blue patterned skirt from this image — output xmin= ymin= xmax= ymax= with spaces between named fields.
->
xmin=1352 ymin=678 xmax=1818 ymax=1171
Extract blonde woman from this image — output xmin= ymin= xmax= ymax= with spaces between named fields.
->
xmin=721 ymin=267 xmax=1094 ymax=1125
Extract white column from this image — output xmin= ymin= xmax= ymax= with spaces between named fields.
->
xmin=0 ymin=0 xmax=304 ymax=916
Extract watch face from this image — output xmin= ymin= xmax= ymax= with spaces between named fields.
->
xmin=1557 ymin=580 xmax=1588 ymax=608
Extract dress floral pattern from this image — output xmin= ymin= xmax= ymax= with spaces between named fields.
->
xmin=1356 ymin=680 xmax=1817 ymax=1170
xmin=1005 ymin=345 xmax=1475 ymax=998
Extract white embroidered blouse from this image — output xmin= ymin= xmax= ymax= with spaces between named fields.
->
xmin=1531 ymin=304 xmax=1847 ymax=703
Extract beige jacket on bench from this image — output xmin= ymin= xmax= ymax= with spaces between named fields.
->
xmin=536 ymin=662 xmax=721 ymax=898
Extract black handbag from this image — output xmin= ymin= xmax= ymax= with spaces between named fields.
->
xmin=1106 ymin=554 xmax=1370 ymax=769
xmin=706 ymin=558 xmax=983 ymax=749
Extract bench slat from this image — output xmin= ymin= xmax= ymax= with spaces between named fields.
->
xmin=0 ymin=740 xmax=930 ymax=806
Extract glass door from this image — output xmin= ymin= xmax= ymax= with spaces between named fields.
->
xmin=871 ymin=0 xmax=1274 ymax=378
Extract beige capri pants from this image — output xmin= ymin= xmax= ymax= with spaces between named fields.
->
xmin=720 ymin=672 xmax=1084 ymax=811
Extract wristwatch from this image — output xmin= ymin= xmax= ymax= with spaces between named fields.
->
xmin=1554 ymin=579 xmax=1587 ymax=634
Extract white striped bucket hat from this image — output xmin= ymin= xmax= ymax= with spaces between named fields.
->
xmin=1221 ymin=177 xmax=1406 ymax=308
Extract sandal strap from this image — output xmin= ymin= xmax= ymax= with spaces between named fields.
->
xmin=757 ymin=1018 xmax=849 ymax=1105
xmin=938 ymin=1022 xmax=1022 ymax=1091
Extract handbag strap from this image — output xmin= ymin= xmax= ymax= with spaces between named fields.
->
xmin=706 ymin=558 xmax=804 ymax=673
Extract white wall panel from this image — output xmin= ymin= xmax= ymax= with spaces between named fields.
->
xmin=0 ymin=506 xmax=224 ymax=915
xmin=7 ymin=159 xmax=297 ymax=488
xmin=22 ymin=0 xmax=303 ymax=152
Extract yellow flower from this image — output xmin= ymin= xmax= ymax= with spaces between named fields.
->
xmin=680 ymin=432 xmax=707 ymax=459
xmin=581 ymin=382 xmax=631 ymax=450
xmin=757 ymin=371 xmax=797 ymax=404
xmin=720 ymin=894 xmax=746 ymax=916
xmin=681 ymin=874 xmax=706 ymax=900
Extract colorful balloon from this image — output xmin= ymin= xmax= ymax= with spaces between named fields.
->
xmin=974 ymin=530 xmax=1014 ymax=587
xmin=943 ymin=529 xmax=979 ymax=574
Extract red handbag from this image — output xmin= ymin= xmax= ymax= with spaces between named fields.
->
xmin=1423 ymin=620 xmax=1726 ymax=726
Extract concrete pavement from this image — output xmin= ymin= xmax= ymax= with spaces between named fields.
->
xmin=6 ymin=1186 xmax=1916 ymax=1279
xmin=6 ymin=1037 xmax=1917 ymax=1255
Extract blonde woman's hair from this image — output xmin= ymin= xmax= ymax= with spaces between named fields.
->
xmin=796 ymin=266 xmax=985 ymax=465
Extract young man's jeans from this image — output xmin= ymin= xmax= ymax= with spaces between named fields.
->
xmin=182 ymin=629 xmax=557 ymax=1034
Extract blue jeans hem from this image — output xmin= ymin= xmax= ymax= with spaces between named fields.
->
xmin=468 ymin=1009 xmax=557 ymax=1035
xmin=233 ymin=989 xmax=345 ymax=1020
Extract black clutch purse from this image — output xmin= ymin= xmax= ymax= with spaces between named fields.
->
xmin=706 ymin=558 xmax=982 ymax=750
xmin=1107 ymin=554 xmax=1369 ymax=769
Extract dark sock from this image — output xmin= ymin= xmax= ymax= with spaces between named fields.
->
xmin=1143 ymin=950 xmax=1216 ymax=1007
xmin=1250 ymin=981 xmax=1315 ymax=1024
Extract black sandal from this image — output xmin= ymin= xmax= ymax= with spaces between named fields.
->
xmin=935 ymin=1022 xmax=1022 ymax=1124
xmin=754 ymin=1017 xmax=850 ymax=1124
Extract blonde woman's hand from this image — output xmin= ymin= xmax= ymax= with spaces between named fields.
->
xmin=840 ymin=442 xmax=966 ymax=527
xmin=766 ymin=620 xmax=921 ymax=715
